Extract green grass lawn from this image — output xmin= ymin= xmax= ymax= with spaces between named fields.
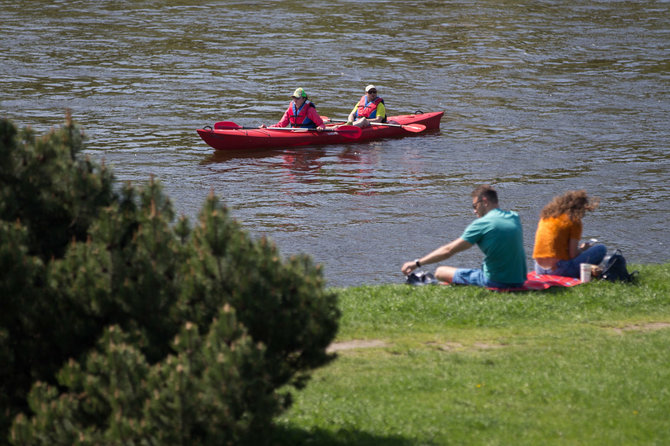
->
xmin=274 ymin=263 xmax=670 ymax=446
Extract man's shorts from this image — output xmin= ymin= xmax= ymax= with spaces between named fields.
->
xmin=451 ymin=268 xmax=522 ymax=289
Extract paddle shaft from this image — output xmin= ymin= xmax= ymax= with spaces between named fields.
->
xmin=267 ymin=127 xmax=320 ymax=132
xmin=268 ymin=125 xmax=362 ymax=139
xmin=214 ymin=121 xmax=321 ymax=131
xmin=321 ymin=117 xmax=425 ymax=132
xmin=212 ymin=121 xmax=362 ymax=139
xmin=370 ymin=122 xmax=426 ymax=132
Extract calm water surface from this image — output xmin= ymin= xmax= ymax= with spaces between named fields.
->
xmin=2 ymin=0 xmax=668 ymax=287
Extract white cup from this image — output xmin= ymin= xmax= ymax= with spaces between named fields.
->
xmin=580 ymin=263 xmax=593 ymax=283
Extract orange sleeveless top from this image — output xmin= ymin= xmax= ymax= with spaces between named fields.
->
xmin=532 ymin=214 xmax=582 ymax=260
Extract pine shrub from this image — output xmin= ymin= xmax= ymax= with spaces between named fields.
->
xmin=0 ymin=116 xmax=340 ymax=445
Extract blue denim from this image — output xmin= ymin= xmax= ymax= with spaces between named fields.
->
xmin=452 ymin=268 xmax=524 ymax=289
xmin=534 ymin=244 xmax=607 ymax=278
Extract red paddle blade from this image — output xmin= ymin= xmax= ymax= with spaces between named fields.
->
xmin=214 ymin=121 xmax=242 ymax=130
xmin=334 ymin=125 xmax=362 ymax=139
xmin=402 ymin=124 xmax=426 ymax=133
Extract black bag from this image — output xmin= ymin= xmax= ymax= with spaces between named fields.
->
xmin=599 ymin=249 xmax=637 ymax=283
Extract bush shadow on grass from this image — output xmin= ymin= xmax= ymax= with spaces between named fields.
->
xmin=271 ymin=425 xmax=415 ymax=446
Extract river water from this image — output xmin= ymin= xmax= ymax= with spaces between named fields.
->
xmin=2 ymin=0 xmax=669 ymax=287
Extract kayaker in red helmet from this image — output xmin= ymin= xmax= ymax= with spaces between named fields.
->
xmin=345 ymin=84 xmax=387 ymax=128
xmin=261 ymin=88 xmax=326 ymax=131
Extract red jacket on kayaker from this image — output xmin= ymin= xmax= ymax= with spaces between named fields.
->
xmin=354 ymin=95 xmax=384 ymax=120
xmin=272 ymin=88 xmax=325 ymax=129
xmin=347 ymin=85 xmax=386 ymax=128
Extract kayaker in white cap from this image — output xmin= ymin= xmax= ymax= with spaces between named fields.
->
xmin=261 ymin=87 xmax=325 ymax=130
xmin=345 ymin=84 xmax=387 ymax=128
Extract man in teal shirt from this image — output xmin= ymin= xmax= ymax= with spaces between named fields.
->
xmin=402 ymin=185 xmax=527 ymax=288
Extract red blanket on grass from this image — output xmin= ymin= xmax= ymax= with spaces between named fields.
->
xmin=487 ymin=271 xmax=582 ymax=292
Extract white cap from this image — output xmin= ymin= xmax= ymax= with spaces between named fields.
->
xmin=365 ymin=84 xmax=377 ymax=92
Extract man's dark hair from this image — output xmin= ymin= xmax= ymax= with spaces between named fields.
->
xmin=472 ymin=184 xmax=498 ymax=205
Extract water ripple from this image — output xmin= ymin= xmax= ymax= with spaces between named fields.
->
xmin=1 ymin=0 xmax=668 ymax=286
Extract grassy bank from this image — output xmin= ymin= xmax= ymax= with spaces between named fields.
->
xmin=275 ymin=263 xmax=670 ymax=446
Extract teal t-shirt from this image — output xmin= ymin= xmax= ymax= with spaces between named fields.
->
xmin=460 ymin=208 xmax=527 ymax=284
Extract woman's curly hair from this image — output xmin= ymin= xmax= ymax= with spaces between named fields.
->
xmin=540 ymin=190 xmax=599 ymax=221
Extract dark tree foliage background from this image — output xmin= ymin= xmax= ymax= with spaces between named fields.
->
xmin=0 ymin=115 xmax=340 ymax=445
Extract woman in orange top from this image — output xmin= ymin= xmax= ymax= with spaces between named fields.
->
xmin=532 ymin=190 xmax=607 ymax=277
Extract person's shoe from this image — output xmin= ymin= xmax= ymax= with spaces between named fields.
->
xmin=406 ymin=271 xmax=438 ymax=286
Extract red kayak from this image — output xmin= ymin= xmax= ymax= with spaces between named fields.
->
xmin=197 ymin=111 xmax=444 ymax=151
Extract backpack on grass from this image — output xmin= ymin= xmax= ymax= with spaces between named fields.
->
xmin=599 ymin=249 xmax=638 ymax=283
